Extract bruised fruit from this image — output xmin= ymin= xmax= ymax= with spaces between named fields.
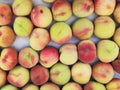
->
xmin=40 ymin=83 xmax=60 ymax=90
xmin=113 ymin=27 xmax=120 ymax=47
xmin=78 ymin=40 xmax=96 ymax=63
xmin=62 ymin=82 xmax=83 ymax=90
xmin=14 ymin=17 xmax=33 ymax=37
xmin=0 ymin=26 xmax=16 ymax=47
xmin=0 ymin=3 xmax=12 ymax=25
xmin=29 ymin=28 xmax=50 ymax=51
xmin=1 ymin=84 xmax=18 ymax=90
xmin=94 ymin=0 xmax=116 ymax=15
xmin=40 ymin=46 xmax=59 ymax=68
xmin=92 ymin=62 xmax=114 ymax=84
xmin=50 ymin=63 xmax=71 ymax=85
xmin=12 ymin=0 xmax=32 ymax=16
xmin=97 ymin=40 xmax=119 ymax=63
xmin=50 ymin=22 xmax=72 ymax=44
xmin=0 ymin=68 xmax=7 ymax=87
xmin=7 ymin=66 xmax=29 ymax=87
xmin=59 ymin=43 xmax=78 ymax=65
xmin=19 ymin=47 xmax=39 ymax=68
xmin=106 ymin=78 xmax=120 ymax=90
xmin=72 ymin=18 xmax=94 ymax=40
xmin=52 ymin=0 xmax=72 ymax=21
xmin=94 ymin=16 xmax=115 ymax=39
xmin=31 ymin=5 xmax=52 ymax=28
xmin=30 ymin=65 xmax=49 ymax=85
xmin=112 ymin=59 xmax=120 ymax=74
xmin=84 ymin=81 xmax=106 ymax=90
xmin=22 ymin=84 xmax=39 ymax=90
xmin=0 ymin=48 xmax=17 ymax=71
xmin=72 ymin=0 xmax=94 ymax=17
xmin=71 ymin=62 xmax=92 ymax=84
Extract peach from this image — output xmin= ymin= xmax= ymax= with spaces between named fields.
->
xmin=0 ymin=68 xmax=7 ymax=87
xmin=30 ymin=65 xmax=49 ymax=85
xmin=50 ymin=63 xmax=71 ymax=85
xmin=72 ymin=0 xmax=94 ymax=17
xmin=0 ymin=47 xmax=17 ymax=71
xmin=1 ymin=84 xmax=18 ymax=90
xmin=106 ymin=78 xmax=120 ymax=90
xmin=113 ymin=3 xmax=120 ymax=23
xmin=113 ymin=27 xmax=120 ymax=47
xmin=71 ymin=62 xmax=92 ymax=84
xmin=72 ymin=18 xmax=94 ymax=40
xmin=0 ymin=4 xmax=12 ymax=25
xmin=19 ymin=47 xmax=39 ymax=68
xmin=29 ymin=28 xmax=50 ymax=51
xmin=94 ymin=0 xmax=116 ymax=15
xmin=52 ymin=0 xmax=72 ymax=21
xmin=13 ymin=17 xmax=33 ymax=37
xmin=43 ymin=0 xmax=55 ymax=3
xmin=7 ymin=66 xmax=30 ymax=87
xmin=94 ymin=16 xmax=115 ymax=39
xmin=0 ymin=26 xmax=16 ymax=47
xmin=12 ymin=0 xmax=32 ymax=16
xmin=92 ymin=62 xmax=114 ymax=84
xmin=50 ymin=22 xmax=72 ymax=44
xmin=31 ymin=5 xmax=52 ymax=28
xmin=40 ymin=83 xmax=60 ymax=90
xmin=97 ymin=40 xmax=119 ymax=63
xmin=22 ymin=84 xmax=39 ymax=90
xmin=112 ymin=59 xmax=120 ymax=74
xmin=62 ymin=82 xmax=82 ymax=90
xmin=78 ymin=40 xmax=96 ymax=63
xmin=84 ymin=81 xmax=106 ymax=90
xmin=40 ymin=46 xmax=59 ymax=68
xmin=59 ymin=43 xmax=78 ymax=65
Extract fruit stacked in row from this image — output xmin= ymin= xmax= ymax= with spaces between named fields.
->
xmin=0 ymin=0 xmax=120 ymax=90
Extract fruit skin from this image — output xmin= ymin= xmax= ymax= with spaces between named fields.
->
xmin=7 ymin=66 xmax=30 ymax=87
xmin=52 ymin=0 xmax=72 ymax=21
xmin=59 ymin=43 xmax=78 ymax=65
xmin=40 ymin=83 xmax=60 ymax=90
xmin=112 ymin=59 xmax=120 ymax=74
xmin=72 ymin=18 xmax=94 ymax=40
xmin=113 ymin=27 xmax=120 ymax=47
xmin=12 ymin=0 xmax=32 ymax=16
xmin=0 ymin=4 xmax=12 ymax=25
xmin=97 ymin=40 xmax=119 ymax=63
xmin=13 ymin=17 xmax=33 ymax=37
xmin=43 ymin=0 xmax=55 ymax=3
xmin=94 ymin=0 xmax=116 ymax=15
xmin=84 ymin=81 xmax=106 ymax=90
xmin=30 ymin=65 xmax=49 ymax=85
xmin=0 ymin=48 xmax=17 ymax=71
xmin=71 ymin=62 xmax=92 ymax=84
xmin=19 ymin=47 xmax=39 ymax=68
xmin=72 ymin=0 xmax=94 ymax=17
xmin=1 ymin=84 xmax=18 ymax=90
xmin=22 ymin=84 xmax=39 ymax=90
xmin=29 ymin=28 xmax=50 ymax=51
xmin=106 ymin=78 xmax=120 ymax=90
xmin=31 ymin=5 xmax=52 ymax=28
xmin=114 ymin=3 xmax=120 ymax=23
xmin=78 ymin=40 xmax=96 ymax=63
xmin=0 ymin=26 xmax=16 ymax=47
xmin=50 ymin=22 xmax=72 ymax=44
xmin=40 ymin=46 xmax=59 ymax=68
xmin=94 ymin=16 xmax=115 ymax=39
xmin=0 ymin=68 xmax=7 ymax=87
xmin=50 ymin=63 xmax=71 ymax=85
xmin=62 ymin=82 xmax=83 ymax=90
xmin=92 ymin=62 xmax=114 ymax=84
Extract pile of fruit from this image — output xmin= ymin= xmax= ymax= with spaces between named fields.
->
xmin=0 ymin=0 xmax=120 ymax=90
